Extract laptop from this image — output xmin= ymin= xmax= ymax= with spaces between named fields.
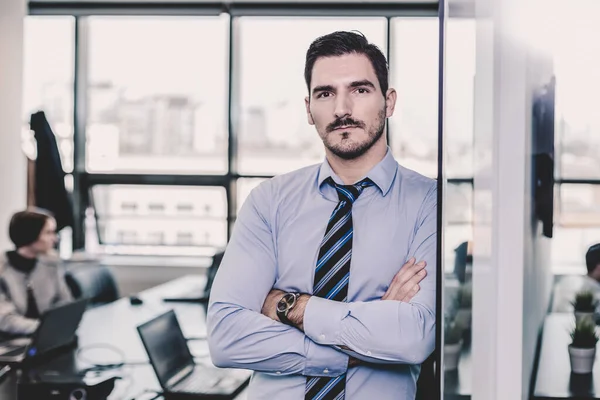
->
xmin=162 ymin=251 xmax=223 ymax=303
xmin=137 ymin=310 xmax=250 ymax=399
xmin=0 ymin=298 xmax=88 ymax=363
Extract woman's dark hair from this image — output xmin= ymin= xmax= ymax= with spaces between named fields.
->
xmin=304 ymin=31 xmax=388 ymax=96
xmin=8 ymin=208 xmax=54 ymax=248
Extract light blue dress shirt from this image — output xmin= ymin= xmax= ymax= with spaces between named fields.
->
xmin=207 ymin=149 xmax=437 ymax=400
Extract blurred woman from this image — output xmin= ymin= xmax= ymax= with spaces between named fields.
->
xmin=0 ymin=208 xmax=72 ymax=335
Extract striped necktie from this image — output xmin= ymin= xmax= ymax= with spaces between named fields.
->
xmin=305 ymin=177 xmax=373 ymax=400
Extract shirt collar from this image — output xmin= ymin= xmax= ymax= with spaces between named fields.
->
xmin=317 ymin=148 xmax=398 ymax=197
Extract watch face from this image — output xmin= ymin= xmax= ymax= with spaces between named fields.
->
xmin=277 ymin=293 xmax=297 ymax=313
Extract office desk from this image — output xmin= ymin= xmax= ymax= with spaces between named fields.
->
xmin=534 ymin=313 xmax=600 ymax=399
xmin=0 ymin=275 xmax=247 ymax=400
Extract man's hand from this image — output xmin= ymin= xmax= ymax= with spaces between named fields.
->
xmin=348 ymin=356 xmax=362 ymax=368
xmin=382 ymin=257 xmax=427 ymax=302
xmin=261 ymin=289 xmax=285 ymax=322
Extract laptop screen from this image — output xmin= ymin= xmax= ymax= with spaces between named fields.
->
xmin=137 ymin=310 xmax=194 ymax=387
xmin=29 ymin=298 xmax=88 ymax=358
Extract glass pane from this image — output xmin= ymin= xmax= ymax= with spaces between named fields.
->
xmin=443 ymin=18 xmax=475 ymax=398
xmin=389 ymin=18 xmax=438 ymax=179
xmin=557 ymin=184 xmax=600 ymax=226
xmin=92 ymin=185 xmax=227 ymax=249
xmin=237 ymin=17 xmax=387 ymax=175
xmin=22 ymin=16 xmax=75 ymax=172
xmin=87 ymin=16 xmax=228 ymax=174
xmin=552 ymin=226 xmax=600 ymax=274
xmin=445 ymin=183 xmax=473 ymax=274
xmin=237 ymin=178 xmax=267 ymax=213
xmin=445 ymin=19 xmax=476 ymax=178
xmin=446 ymin=182 xmax=473 ymax=225
xmin=554 ymin=8 xmax=600 ymax=179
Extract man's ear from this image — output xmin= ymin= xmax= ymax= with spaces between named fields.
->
xmin=305 ymin=96 xmax=315 ymax=125
xmin=385 ymin=88 xmax=397 ymax=118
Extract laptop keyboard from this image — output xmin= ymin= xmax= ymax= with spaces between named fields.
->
xmin=0 ymin=346 xmax=26 ymax=357
xmin=175 ymin=369 xmax=222 ymax=393
xmin=0 ymin=339 xmax=29 ymax=357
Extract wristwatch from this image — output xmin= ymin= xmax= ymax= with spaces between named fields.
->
xmin=276 ymin=292 xmax=300 ymax=325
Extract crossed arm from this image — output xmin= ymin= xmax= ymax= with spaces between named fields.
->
xmin=206 ymin=184 xmax=436 ymax=376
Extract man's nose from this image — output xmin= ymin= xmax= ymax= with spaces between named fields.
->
xmin=334 ymin=94 xmax=352 ymax=119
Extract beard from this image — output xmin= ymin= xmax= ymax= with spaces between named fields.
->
xmin=318 ymin=107 xmax=387 ymax=160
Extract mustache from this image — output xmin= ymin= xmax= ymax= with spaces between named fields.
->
xmin=326 ymin=117 xmax=366 ymax=133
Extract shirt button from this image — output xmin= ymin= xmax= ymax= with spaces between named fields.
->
xmin=323 ymin=368 xmax=329 ymax=374
xmin=319 ymin=334 xmax=326 ymax=340
xmin=276 ymin=371 xmax=281 ymax=375
xmin=367 ymin=351 xmax=372 ymax=356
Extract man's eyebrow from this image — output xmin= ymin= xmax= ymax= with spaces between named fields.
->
xmin=312 ymin=85 xmax=335 ymax=95
xmin=349 ymin=80 xmax=376 ymax=89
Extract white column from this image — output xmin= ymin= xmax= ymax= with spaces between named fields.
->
xmin=0 ymin=0 xmax=26 ymax=249
xmin=472 ymin=0 xmax=554 ymax=399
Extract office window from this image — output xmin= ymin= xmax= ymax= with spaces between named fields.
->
xmin=22 ymin=17 xmax=75 ymax=172
xmin=237 ymin=17 xmax=386 ymax=175
xmin=120 ymin=202 xmax=137 ymax=213
xmin=551 ymin=6 xmax=600 ymax=272
xmin=92 ymin=185 xmax=227 ymax=249
xmin=389 ymin=18 xmax=438 ymax=179
xmin=176 ymin=232 xmax=194 ymax=246
xmin=445 ymin=182 xmax=473 ymax=273
xmin=556 ymin=184 xmax=600 ymax=227
xmin=148 ymin=203 xmax=165 ymax=213
xmin=86 ymin=16 xmax=229 ymax=174
xmin=176 ymin=203 xmax=194 ymax=213
xmin=147 ymin=231 xmax=165 ymax=245
xmin=117 ymin=230 xmax=137 ymax=244
xmin=445 ymin=19 xmax=476 ymax=178
xmin=553 ymin=183 xmax=600 ymax=271
xmin=554 ymin=11 xmax=600 ymax=180
xmin=237 ymin=178 xmax=268 ymax=213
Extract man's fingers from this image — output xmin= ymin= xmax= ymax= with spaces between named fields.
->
xmin=400 ymin=283 xmax=420 ymax=302
xmin=391 ymin=259 xmax=426 ymax=288
xmin=390 ymin=258 xmax=418 ymax=286
xmin=397 ymin=269 xmax=426 ymax=300
xmin=383 ymin=259 xmax=427 ymax=301
xmin=383 ymin=258 xmax=415 ymax=299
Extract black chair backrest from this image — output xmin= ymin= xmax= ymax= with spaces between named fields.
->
xmin=65 ymin=264 xmax=119 ymax=305
xmin=204 ymin=251 xmax=225 ymax=299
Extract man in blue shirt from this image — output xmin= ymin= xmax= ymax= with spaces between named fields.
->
xmin=208 ymin=31 xmax=437 ymax=400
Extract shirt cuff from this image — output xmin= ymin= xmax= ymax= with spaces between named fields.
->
xmin=304 ymin=296 xmax=349 ymax=346
xmin=304 ymin=337 xmax=349 ymax=377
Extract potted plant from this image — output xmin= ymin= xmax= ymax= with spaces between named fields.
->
xmin=444 ymin=320 xmax=463 ymax=371
xmin=569 ymin=319 xmax=599 ymax=374
xmin=572 ymin=291 xmax=597 ymax=324
xmin=454 ymin=285 xmax=472 ymax=330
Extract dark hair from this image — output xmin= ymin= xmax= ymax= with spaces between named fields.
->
xmin=304 ymin=31 xmax=388 ymax=96
xmin=8 ymin=208 xmax=54 ymax=248
xmin=587 ymin=243 xmax=600 ymax=274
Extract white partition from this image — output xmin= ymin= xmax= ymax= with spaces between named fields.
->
xmin=0 ymin=0 xmax=27 ymax=249
xmin=471 ymin=0 xmax=554 ymax=398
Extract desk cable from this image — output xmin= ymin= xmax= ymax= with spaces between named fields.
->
xmin=76 ymin=343 xmax=147 ymax=400
xmin=76 ymin=343 xmax=127 ymax=374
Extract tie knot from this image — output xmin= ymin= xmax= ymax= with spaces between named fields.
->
xmin=326 ymin=177 xmax=374 ymax=204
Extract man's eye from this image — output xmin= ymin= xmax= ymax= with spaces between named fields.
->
xmin=317 ymin=92 xmax=331 ymax=98
xmin=357 ymin=88 xmax=369 ymax=94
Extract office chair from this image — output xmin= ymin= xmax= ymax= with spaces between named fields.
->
xmin=65 ymin=263 xmax=119 ymax=305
